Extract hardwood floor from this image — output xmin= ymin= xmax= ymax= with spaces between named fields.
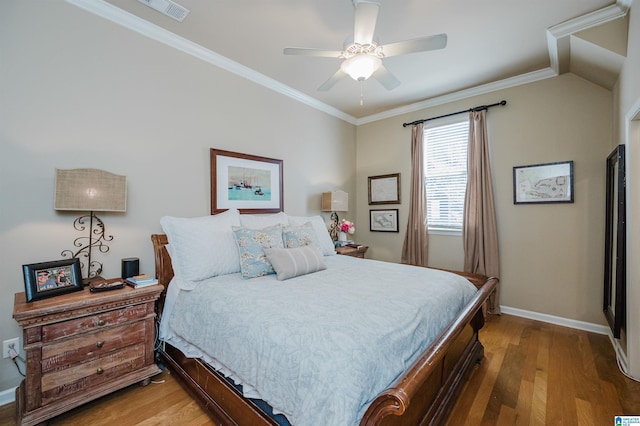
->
xmin=446 ymin=314 xmax=640 ymax=426
xmin=1 ymin=314 xmax=638 ymax=425
xmin=0 ymin=370 xmax=214 ymax=426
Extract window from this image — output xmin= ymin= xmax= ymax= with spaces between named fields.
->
xmin=424 ymin=117 xmax=469 ymax=233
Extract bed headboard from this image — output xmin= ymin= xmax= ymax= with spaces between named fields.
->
xmin=151 ymin=234 xmax=173 ymax=310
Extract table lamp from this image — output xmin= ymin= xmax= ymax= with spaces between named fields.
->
xmin=321 ymin=190 xmax=348 ymax=241
xmin=54 ymin=168 xmax=127 ymax=284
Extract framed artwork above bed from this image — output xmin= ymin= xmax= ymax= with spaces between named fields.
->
xmin=211 ymin=149 xmax=284 ymax=214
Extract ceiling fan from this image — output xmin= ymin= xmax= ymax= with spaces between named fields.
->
xmin=283 ymin=0 xmax=447 ymax=93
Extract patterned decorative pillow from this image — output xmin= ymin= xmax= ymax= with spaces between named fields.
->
xmin=287 ymin=215 xmax=336 ymax=256
xmin=283 ymin=222 xmax=322 ymax=252
xmin=263 ymin=245 xmax=327 ymax=281
xmin=232 ymin=225 xmax=284 ymax=279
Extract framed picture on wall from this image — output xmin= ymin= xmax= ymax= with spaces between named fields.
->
xmin=368 ymin=173 xmax=400 ymax=205
xmin=370 ymin=209 xmax=399 ymax=232
xmin=211 ymin=148 xmax=284 ymax=214
xmin=513 ymin=161 xmax=574 ymax=204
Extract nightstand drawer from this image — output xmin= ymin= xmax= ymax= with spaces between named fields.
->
xmin=40 ymin=343 xmax=147 ymax=405
xmin=42 ymin=304 xmax=148 ymax=342
xmin=41 ymin=321 xmax=147 ymax=372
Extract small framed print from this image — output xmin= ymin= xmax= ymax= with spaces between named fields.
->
xmin=211 ymin=148 xmax=284 ymax=214
xmin=513 ymin=161 xmax=574 ymax=204
xmin=22 ymin=258 xmax=83 ymax=302
xmin=368 ymin=173 xmax=400 ymax=205
xmin=370 ymin=209 xmax=399 ymax=232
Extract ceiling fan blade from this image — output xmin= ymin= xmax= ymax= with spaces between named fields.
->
xmin=318 ymin=69 xmax=347 ymax=91
xmin=373 ymin=64 xmax=400 ymax=90
xmin=283 ymin=47 xmax=342 ymax=58
xmin=381 ymin=33 xmax=447 ymax=57
xmin=353 ymin=1 xmax=379 ymax=45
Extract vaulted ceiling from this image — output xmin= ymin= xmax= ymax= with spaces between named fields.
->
xmin=72 ymin=0 xmax=630 ymax=123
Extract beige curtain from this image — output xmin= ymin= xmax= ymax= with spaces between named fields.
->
xmin=463 ymin=110 xmax=501 ymax=314
xmin=401 ymin=123 xmax=429 ymax=266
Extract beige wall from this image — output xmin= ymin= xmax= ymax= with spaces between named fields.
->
xmin=356 ymin=74 xmax=613 ymax=325
xmin=0 ymin=2 xmax=355 ymax=391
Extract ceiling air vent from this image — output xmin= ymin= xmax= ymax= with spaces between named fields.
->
xmin=138 ymin=0 xmax=190 ymax=22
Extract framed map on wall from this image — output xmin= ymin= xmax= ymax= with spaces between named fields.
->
xmin=513 ymin=161 xmax=574 ymax=204
xmin=368 ymin=173 xmax=400 ymax=205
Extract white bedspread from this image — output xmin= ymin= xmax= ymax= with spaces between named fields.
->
xmin=161 ymin=255 xmax=476 ymax=426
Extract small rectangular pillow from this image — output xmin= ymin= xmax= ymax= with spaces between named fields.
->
xmin=263 ymin=245 xmax=327 ymax=281
xmin=233 ymin=225 xmax=284 ymax=279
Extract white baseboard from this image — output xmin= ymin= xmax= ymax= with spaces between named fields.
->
xmin=0 ymin=306 xmax=613 ymax=406
xmin=0 ymin=386 xmax=16 ymax=407
xmin=500 ymin=305 xmax=610 ymax=335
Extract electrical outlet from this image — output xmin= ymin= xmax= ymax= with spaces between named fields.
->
xmin=3 ymin=338 xmax=19 ymax=359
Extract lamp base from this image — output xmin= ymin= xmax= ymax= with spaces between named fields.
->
xmin=329 ymin=211 xmax=340 ymax=241
xmin=61 ymin=211 xmax=113 ymax=285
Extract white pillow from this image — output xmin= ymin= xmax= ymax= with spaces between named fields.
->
xmin=288 ymin=215 xmax=336 ymax=256
xmin=239 ymin=211 xmax=289 ymax=229
xmin=264 ymin=245 xmax=327 ymax=281
xmin=160 ymin=209 xmax=241 ymax=287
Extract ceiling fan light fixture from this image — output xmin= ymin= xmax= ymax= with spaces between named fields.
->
xmin=340 ymin=54 xmax=381 ymax=81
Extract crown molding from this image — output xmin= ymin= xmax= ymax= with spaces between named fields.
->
xmin=546 ymin=2 xmax=629 ymax=74
xmin=356 ymin=68 xmax=556 ymax=125
xmin=548 ymin=3 xmax=627 ymax=39
xmin=65 ymin=0 xmax=357 ymax=125
xmin=66 ymin=0 xmax=628 ymax=127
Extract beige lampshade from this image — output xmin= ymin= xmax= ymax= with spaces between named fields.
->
xmin=54 ymin=168 xmax=127 ymax=212
xmin=321 ymin=190 xmax=348 ymax=212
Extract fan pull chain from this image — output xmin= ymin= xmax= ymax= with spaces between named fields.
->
xmin=360 ymin=79 xmax=364 ymax=106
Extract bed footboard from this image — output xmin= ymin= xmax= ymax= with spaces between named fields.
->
xmin=361 ymin=275 xmax=497 ymax=425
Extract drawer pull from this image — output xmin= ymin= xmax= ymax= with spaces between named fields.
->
xmin=97 ymin=319 xmax=106 ymax=326
xmin=96 ymin=341 xmax=104 ymax=348
xmin=96 ymin=367 xmax=104 ymax=375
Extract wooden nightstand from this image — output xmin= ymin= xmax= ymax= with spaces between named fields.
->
xmin=12 ymin=284 xmax=163 ymax=426
xmin=335 ymin=245 xmax=369 ymax=258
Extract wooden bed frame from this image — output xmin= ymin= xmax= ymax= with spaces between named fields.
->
xmin=151 ymin=233 xmax=497 ymax=425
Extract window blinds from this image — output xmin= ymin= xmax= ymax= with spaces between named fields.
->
xmin=424 ymin=119 xmax=469 ymax=231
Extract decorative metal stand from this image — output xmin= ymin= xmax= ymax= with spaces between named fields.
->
xmin=328 ymin=211 xmax=340 ymax=242
xmin=61 ymin=211 xmax=113 ymax=283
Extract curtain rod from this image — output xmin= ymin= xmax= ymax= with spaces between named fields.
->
xmin=402 ymin=100 xmax=507 ymax=127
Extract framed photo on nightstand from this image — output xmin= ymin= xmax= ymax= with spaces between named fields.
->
xmin=22 ymin=258 xmax=83 ymax=302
